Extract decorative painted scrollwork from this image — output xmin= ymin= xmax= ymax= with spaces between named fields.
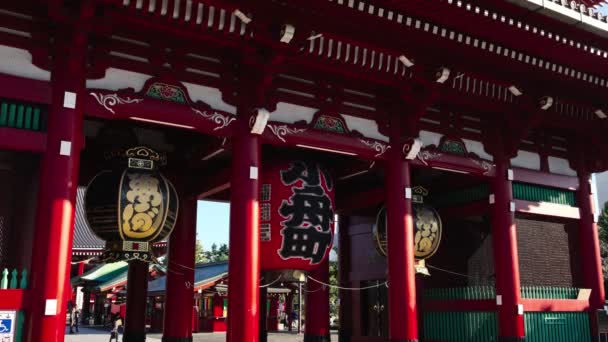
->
xmin=417 ymin=150 xmax=443 ymax=166
xmin=267 ymin=124 xmax=307 ymax=142
xmin=90 ymin=93 xmax=143 ymax=114
xmin=192 ymin=108 xmax=236 ymax=131
xmin=359 ymin=139 xmax=390 ymax=158
xmin=470 ymin=158 xmax=493 ymax=175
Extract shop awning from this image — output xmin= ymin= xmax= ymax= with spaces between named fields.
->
xmin=148 ymin=261 xmax=229 ymax=296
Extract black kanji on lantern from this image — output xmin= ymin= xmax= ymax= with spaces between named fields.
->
xmin=278 ymin=161 xmax=334 ymax=264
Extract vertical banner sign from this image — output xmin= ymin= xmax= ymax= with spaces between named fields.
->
xmin=260 ymin=160 xmax=335 ymax=271
xmin=0 ymin=311 xmax=15 ymax=342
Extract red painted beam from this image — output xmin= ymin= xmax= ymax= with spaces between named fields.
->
xmin=0 ymin=73 xmax=51 ymax=104
xmin=522 ymin=299 xmax=590 ymax=312
xmin=514 ymin=199 xmax=580 ymax=219
xmin=85 ymin=90 xmax=237 ymax=136
xmin=512 ymin=168 xmax=578 ymax=190
xmin=0 ymin=127 xmax=46 ymax=153
xmin=0 ymin=289 xmax=29 ymax=309
xmin=261 ymin=122 xmax=391 ymax=161
xmin=423 ymin=298 xmax=590 ymax=312
xmin=423 ymin=299 xmax=496 ymax=312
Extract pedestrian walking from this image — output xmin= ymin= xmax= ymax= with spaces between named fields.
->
xmin=68 ymin=307 xmax=78 ymax=334
xmin=109 ymin=314 xmax=123 ymax=342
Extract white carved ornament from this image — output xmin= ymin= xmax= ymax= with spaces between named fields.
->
xmin=267 ymin=124 xmax=307 ymax=142
xmin=470 ymin=158 xmax=494 ymax=175
xmin=90 ymin=93 xmax=143 ymax=114
xmin=417 ymin=150 xmax=443 ymax=166
xmin=192 ymin=108 xmax=236 ymax=131
xmin=359 ymin=139 xmax=390 ymax=158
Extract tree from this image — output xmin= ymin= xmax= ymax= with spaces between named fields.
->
xmin=204 ymin=243 xmax=229 ymax=262
xmin=328 ymin=246 xmax=339 ymax=320
xmin=597 ymin=201 xmax=608 ymax=289
xmin=195 ymin=240 xmax=208 ymax=264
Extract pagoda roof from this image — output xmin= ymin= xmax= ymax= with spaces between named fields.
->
xmin=72 ymin=187 xmax=105 ymax=254
xmin=71 ymin=261 xmax=129 ymax=287
xmin=148 ymin=261 xmax=229 ymax=296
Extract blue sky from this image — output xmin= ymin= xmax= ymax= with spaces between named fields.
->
xmin=196 ymin=200 xmax=230 ymax=250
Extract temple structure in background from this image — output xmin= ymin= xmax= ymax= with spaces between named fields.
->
xmin=0 ymin=0 xmax=608 ymax=341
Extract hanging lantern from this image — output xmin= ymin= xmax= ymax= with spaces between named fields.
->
xmin=85 ymin=146 xmax=178 ymax=262
xmin=374 ymin=186 xmax=442 ymax=274
xmin=259 ymin=159 xmax=335 ymax=275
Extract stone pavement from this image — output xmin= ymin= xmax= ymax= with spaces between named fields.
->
xmin=65 ymin=327 xmax=338 ymax=341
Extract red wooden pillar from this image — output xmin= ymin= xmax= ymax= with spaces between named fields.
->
xmin=77 ymin=261 xmax=86 ymax=276
xmin=124 ymin=260 xmax=149 ymax=342
xmin=385 ymin=129 xmax=418 ymax=342
xmin=25 ymin=7 xmax=92 ymax=341
xmin=162 ymin=197 xmax=197 ymax=342
xmin=259 ymin=287 xmax=268 ymax=342
xmin=491 ymin=156 xmax=525 ymax=341
xmin=577 ymin=169 xmax=605 ymax=339
xmin=227 ymin=121 xmax=261 ymax=342
xmin=304 ymin=259 xmax=330 ymax=342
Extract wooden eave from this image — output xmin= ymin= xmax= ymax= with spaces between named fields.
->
xmin=90 ymin=0 xmax=608 ymax=107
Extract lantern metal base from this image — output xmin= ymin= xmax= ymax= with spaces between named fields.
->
xmin=498 ymin=338 xmax=525 ymax=342
xmin=387 ymin=340 xmax=418 ymax=342
xmin=303 ymin=334 xmax=331 ymax=342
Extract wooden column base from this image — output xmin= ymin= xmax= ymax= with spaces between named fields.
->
xmin=161 ymin=338 xmax=193 ymax=342
xmin=304 ymin=334 xmax=331 ymax=342
xmin=338 ymin=330 xmax=351 ymax=342
xmin=123 ymin=332 xmax=147 ymax=342
xmin=259 ymin=330 xmax=268 ymax=342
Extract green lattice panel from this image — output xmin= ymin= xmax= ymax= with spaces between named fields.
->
xmin=521 ymin=286 xmax=579 ymax=299
xmin=431 ymin=184 xmax=490 ymax=208
xmin=424 ymin=311 xmax=498 ymax=342
xmin=0 ymin=100 xmax=44 ymax=131
xmin=423 ymin=287 xmax=496 ymax=301
xmin=525 ymin=312 xmax=590 ymax=342
xmin=512 ymin=183 xmax=576 ymax=206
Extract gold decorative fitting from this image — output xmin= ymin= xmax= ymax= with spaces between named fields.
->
xmin=412 ymin=186 xmax=429 ymax=203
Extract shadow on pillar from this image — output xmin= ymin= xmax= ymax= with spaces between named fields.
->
xmin=123 ymin=260 xmax=149 ymax=342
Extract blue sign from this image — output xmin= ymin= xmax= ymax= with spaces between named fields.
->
xmin=0 ymin=319 xmax=11 ymax=333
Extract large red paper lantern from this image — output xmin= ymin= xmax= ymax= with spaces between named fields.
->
xmin=260 ymin=160 xmax=335 ymax=272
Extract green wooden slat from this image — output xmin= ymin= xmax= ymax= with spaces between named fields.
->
xmin=0 ymin=103 xmax=7 ymax=126
xmin=32 ymin=107 xmax=40 ymax=131
xmin=24 ymin=106 xmax=32 ymax=130
xmin=512 ymin=183 xmax=576 ymax=206
xmin=14 ymin=310 xmax=24 ymax=342
xmin=8 ymin=104 xmax=16 ymax=127
xmin=16 ymin=105 xmax=24 ymax=128
xmin=525 ymin=312 xmax=591 ymax=341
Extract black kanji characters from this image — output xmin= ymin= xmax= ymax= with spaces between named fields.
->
xmin=278 ymin=161 xmax=334 ymax=264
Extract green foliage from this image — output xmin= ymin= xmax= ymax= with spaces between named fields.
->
xmin=194 ymin=241 xmax=229 ymax=263
xmin=329 ymin=245 xmax=340 ymax=320
xmin=597 ymin=201 xmax=608 ymax=286
xmin=195 ymin=240 xmax=207 ymax=264
xmin=204 ymin=243 xmax=229 ymax=263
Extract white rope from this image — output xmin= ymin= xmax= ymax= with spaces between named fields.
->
xmin=426 ymin=264 xmax=472 ymax=278
xmin=307 ymin=275 xmax=388 ymax=291
xmin=260 ymin=275 xmax=282 ymax=288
